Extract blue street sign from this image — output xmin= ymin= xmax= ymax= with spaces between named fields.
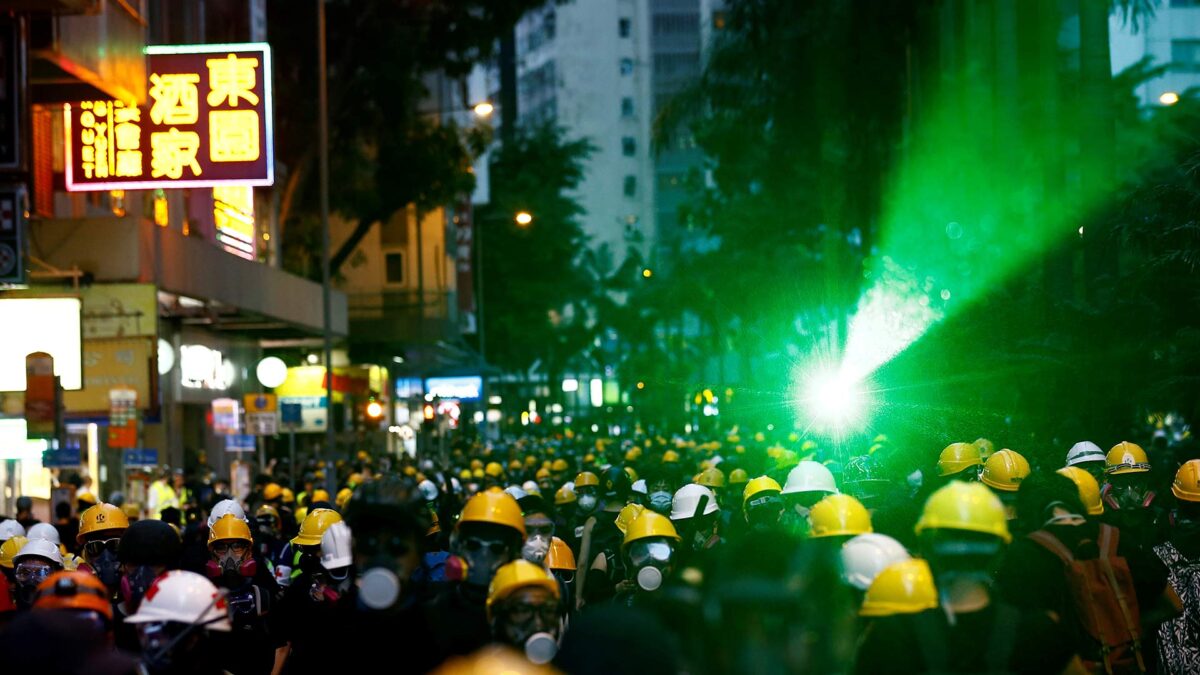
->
xmin=43 ymin=445 xmax=81 ymax=467
xmin=280 ymin=402 xmax=302 ymax=425
xmin=225 ymin=434 xmax=255 ymax=452
xmin=122 ymin=449 xmax=159 ymax=466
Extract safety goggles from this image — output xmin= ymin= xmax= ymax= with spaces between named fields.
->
xmin=463 ymin=538 xmax=508 ymax=556
xmin=627 ymin=541 xmax=672 ymax=568
xmin=84 ymin=538 xmax=121 ymax=558
xmin=210 ymin=541 xmax=250 ymax=556
xmin=502 ymin=600 xmax=559 ymax=626
xmin=15 ymin=561 xmax=54 ymax=584
xmin=525 ymin=523 xmax=554 ymax=539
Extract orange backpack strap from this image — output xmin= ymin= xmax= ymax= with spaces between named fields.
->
xmin=1096 ymin=525 xmax=1147 ymax=673
xmin=1029 ymin=530 xmax=1075 ymax=563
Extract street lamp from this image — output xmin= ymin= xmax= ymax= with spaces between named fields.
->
xmin=1159 ymin=91 xmax=1180 ymax=106
xmin=473 ymin=101 xmax=495 ymax=118
xmin=515 ymin=211 xmax=533 ymax=226
xmin=641 ymin=268 xmax=653 ymax=278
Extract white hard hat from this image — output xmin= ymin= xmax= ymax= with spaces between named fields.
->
xmin=320 ymin=521 xmax=353 ymax=570
xmin=521 ymin=480 xmax=541 ymax=496
xmin=840 ymin=533 xmax=911 ymax=591
xmin=26 ymin=522 xmax=61 ymax=546
xmin=564 ymin=481 xmax=576 ymax=493
xmin=207 ymin=499 xmax=247 ymax=529
xmin=15 ymin=538 xmax=64 ymax=567
xmin=504 ymin=486 xmax=528 ymax=501
xmin=782 ymin=461 xmax=839 ymax=495
xmin=670 ymin=484 xmax=719 ymax=521
xmin=1065 ymin=441 xmax=1106 ymax=468
xmin=124 ymin=570 xmax=232 ymax=631
xmin=0 ymin=519 xmax=25 ymax=541
xmin=631 ymin=479 xmax=648 ymax=496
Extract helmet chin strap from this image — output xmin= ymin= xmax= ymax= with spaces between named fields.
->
xmin=144 ymin=589 xmax=229 ymax=666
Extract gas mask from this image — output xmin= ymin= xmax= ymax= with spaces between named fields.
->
xmin=522 ymin=534 xmax=552 ymax=565
xmin=85 ymin=546 xmax=122 ymax=590
xmin=459 ymin=536 xmax=511 ymax=587
xmin=497 ymin=595 xmax=562 ymax=664
xmin=627 ymin=540 xmax=673 ymax=592
xmin=1111 ymin=481 xmax=1151 ymax=511
xmin=924 ymin=535 xmax=1002 ymax=590
xmin=576 ymin=494 xmax=598 ymax=515
xmin=648 ymin=491 xmax=673 ymax=514
xmin=122 ymin=564 xmax=162 ymax=613
xmin=205 ymin=541 xmax=256 ymax=585
xmin=310 ymin=568 xmax=353 ymax=604
xmin=355 ymin=530 xmax=416 ymax=611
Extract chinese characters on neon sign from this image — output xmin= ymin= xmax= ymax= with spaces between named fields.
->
xmin=65 ymin=43 xmax=274 ymax=190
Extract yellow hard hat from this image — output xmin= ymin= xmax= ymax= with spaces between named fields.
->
xmin=294 ymin=506 xmax=308 ymax=523
xmin=662 ymin=450 xmax=680 ymax=464
xmin=915 ymin=481 xmax=1011 ymax=543
xmin=743 ymin=476 xmax=782 ymax=505
xmin=622 ymin=511 xmax=680 ymax=548
xmin=545 ymin=536 xmax=576 ymax=572
xmin=485 ymin=462 xmax=504 ymax=478
xmin=536 ymin=468 xmax=551 ymax=480
xmin=1057 ymin=467 xmax=1105 ymax=516
xmin=404 ymin=466 xmax=419 ymax=477
xmin=625 ymin=466 xmax=639 ymax=482
xmin=0 ymin=535 xmax=28 ymax=569
xmin=727 ymin=468 xmax=748 ymax=485
xmin=292 ymin=508 xmax=343 ymax=546
xmin=472 ymin=468 xmax=485 ymax=480
xmin=470 ymin=459 xmax=484 ymax=470
xmin=347 ymin=473 xmax=363 ymax=486
xmin=979 ymin=450 xmax=1031 ymax=493
xmin=1171 ymin=459 xmax=1200 ymax=503
xmin=525 ymin=456 xmax=538 ymax=468
xmin=263 ymin=483 xmax=283 ymax=500
xmin=554 ymin=487 xmax=577 ymax=506
xmin=508 ymin=460 xmax=522 ymax=472
xmin=76 ymin=503 xmax=130 ymax=545
xmin=280 ymin=488 xmax=295 ymax=504
xmin=76 ymin=492 xmax=97 ymax=506
xmin=754 ymin=432 xmax=766 ymax=443
xmin=774 ymin=450 xmax=800 ymax=471
xmin=574 ymin=471 xmax=599 ymax=488
xmin=551 ymin=459 xmax=569 ymax=472
xmin=808 ymin=494 xmax=873 ymax=538
xmin=937 ymin=442 xmax=983 ymax=477
xmin=584 ymin=453 xmax=595 ymax=464
xmin=459 ymin=469 xmax=472 ymax=480
xmin=625 ymin=448 xmax=640 ymax=462
xmin=696 ymin=468 xmax=726 ymax=489
xmin=1105 ymin=441 xmax=1151 ymax=475
xmin=208 ymin=514 xmax=253 ymax=546
xmin=458 ymin=489 xmax=526 ymax=538
xmin=487 ymin=559 xmax=559 ymax=620
xmin=859 ymin=559 xmax=938 ymax=617
xmin=973 ymin=438 xmax=996 ymax=461
xmin=336 ymin=487 xmax=353 ymax=508
xmin=615 ymin=503 xmax=645 ymax=535
xmin=255 ymin=504 xmax=281 ymax=525
xmin=312 ymin=489 xmax=331 ymax=504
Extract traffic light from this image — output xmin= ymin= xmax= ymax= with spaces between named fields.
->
xmin=423 ymin=403 xmax=435 ymax=421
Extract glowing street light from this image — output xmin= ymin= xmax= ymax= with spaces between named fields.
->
xmin=797 ymin=367 xmax=869 ymax=435
xmin=473 ymin=101 xmax=495 ymax=118
xmin=1159 ymin=91 xmax=1180 ymax=106
xmin=641 ymin=268 xmax=653 ymax=278
xmin=515 ymin=211 xmax=533 ymax=226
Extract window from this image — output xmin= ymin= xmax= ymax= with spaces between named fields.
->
xmin=619 ymin=17 xmax=631 ymax=37
xmin=623 ymin=175 xmax=637 ymax=197
xmin=652 ymin=13 xmax=699 ymax=35
xmin=385 ymin=252 xmax=404 ymax=284
xmin=621 ymin=97 xmax=635 ymax=117
xmin=622 ymin=137 xmax=637 ymax=156
xmin=1170 ymin=0 xmax=1200 ymax=7
xmin=1172 ymin=39 xmax=1200 ymax=70
xmin=620 ymin=58 xmax=635 ymax=76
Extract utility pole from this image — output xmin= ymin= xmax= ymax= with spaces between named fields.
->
xmin=318 ymin=0 xmax=335 ymax=458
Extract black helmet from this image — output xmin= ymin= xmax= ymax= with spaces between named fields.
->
xmin=118 ymin=520 xmax=182 ymax=567
xmin=601 ymin=466 xmax=633 ymax=499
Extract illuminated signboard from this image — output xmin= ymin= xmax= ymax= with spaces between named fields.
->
xmin=213 ymin=185 xmax=256 ymax=259
xmin=65 ymin=43 xmax=274 ymax=191
xmin=425 ymin=376 xmax=482 ymax=401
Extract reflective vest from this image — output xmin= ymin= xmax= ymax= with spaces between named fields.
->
xmin=149 ymin=481 xmax=179 ymax=519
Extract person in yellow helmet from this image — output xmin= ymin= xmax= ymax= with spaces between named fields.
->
xmin=979 ymin=449 xmax=1031 ymax=521
xmin=424 ymin=489 xmax=527 ymax=664
xmin=742 ymin=476 xmax=785 ymax=534
xmin=536 ymin=467 xmax=554 ymax=495
xmin=859 ymin=480 xmax=1079 ymax=674
xmin=204 ymin=513 xmax=282 ymax=675
xmin=935 ymin=442 xmax=983 ymax=482
xmin=1100 ymin=441 xmax=1157 ymax=512
xmin=615 ymin=511 xmax=680 ymax=605
xmin=1149 ymin=460 xmax=1200 ymax=672
xmin=807 ymin=494 xmax=872 ymax=544
xmin=487 ymin=560 xmax=563 ymax=664
xmin=993 ymin=472 xmax=1180 ymax=674
xmin=75 ymin=502 xmax=129 ymax=594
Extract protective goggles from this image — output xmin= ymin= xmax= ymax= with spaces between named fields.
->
xmin=15 ymin=561 xmax=55 ymax=584
xmin=627 ymin=540 xmax=672 ymax=568
xmin=84 ymin=538 xmax=121 ymax=558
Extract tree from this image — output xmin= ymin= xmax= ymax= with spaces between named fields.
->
xmin=266 ymin=0 xmax=541 ymax=279
xmin=476 ymin=124 xmax=594 ymax=376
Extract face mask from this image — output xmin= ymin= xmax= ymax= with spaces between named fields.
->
xmin=636 ymin=565 xmax=664 ymax=591
xmin=122 ymin=565 xmax=161 ymax=612
xmin=648 ymin=491 xmax=672 ymax=513
xmin=91 ymin=549 xmax=122 ymax=590
xmin=524 ymin=632 xmax=559 ymax=664
xmin=691 ymin=529 xmax=710 ymax=551
xmin=460 ymin=537 xmax=510 ymax=587
xmin=576 ymin=495 xmax=598 ymax=514
xmin=522 ymin=535 xmax=551 ymax=564
xmin=358 ymin=566 xmax=402 ymax=610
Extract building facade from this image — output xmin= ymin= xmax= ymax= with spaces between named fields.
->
xmin=1111 ymin=1 xmax=1200 ymax=105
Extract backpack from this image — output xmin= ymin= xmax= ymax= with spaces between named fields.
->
xmin=1028 ymin=525 xmax=1146 ymax=674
